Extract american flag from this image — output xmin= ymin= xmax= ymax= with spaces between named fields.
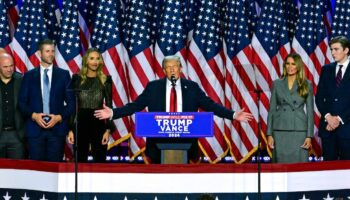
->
xmin=323 ymin=0 xmax=334 ymax=38
xmin=43 ymin=0 xmax=61 ymax=43
xmin=123 ymin=0 xmax=155 ymax=161
xmin=55 ymin=0 xmax=82 ymax=74
xmin=154 ymin=0 xmax=188 ymax=78
xmin=5 ymin=0 xmax=343 ymax=162
xmin=10 ymin=0 xmax=48 ymax=73
xmin=4 ymin=0 xmax=19 ymax=38
xmin=292 ymin=0 xmax=333 ymax=156
xmin=186 ymin=0 xmax=228 ymax=163
xmin=78 ymin=0 xmax=97 ymax=51
xmin=0 ymin=0 xmax=11 ymax=49
xmin=251 ymin=0 xmax=294 ymax=150
xmin=331 ymin=0 xmax=350 ymax=39
xmin=223 ymin=0 xmax=259 ymax=163
xmin=91 ymin=0 xmax=131 ymax=150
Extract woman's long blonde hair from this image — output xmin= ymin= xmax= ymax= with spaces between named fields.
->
xmin=282 ymin=53 xmax=309 ymax=98
xmin=79 ymin=48 xmax=106 ymax=85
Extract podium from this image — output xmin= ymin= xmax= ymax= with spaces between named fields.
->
xmin=156 ymin=143 xmax=192 ymax=164
xmin=135 ymin=112 xmax=213 ymax=164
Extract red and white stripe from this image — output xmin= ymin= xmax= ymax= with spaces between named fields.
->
xmin=187 ymin=40 xmax=228 ymax=163
xmin=251 ymin=36 xmax=291 ymax=143
xmin=123 ymin=46 xmax=156 ymax=160
xmin=224 ymin=43 xmax=259 ymax=163
xmin=101 ymin=44 xmax=131 ymax=147
xmin=10 ymin=38 xmax=38 ymax=72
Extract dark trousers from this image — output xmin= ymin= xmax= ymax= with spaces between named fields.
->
xmin=322 ymin=133 xmax=350 ymax=161
xmin=76 ymin=109 xmax=107 ymax=163
xmin=0 ymin=130 xmax=24 ymax=159
xmin=27 ymin=129 xmax=65 ymax=162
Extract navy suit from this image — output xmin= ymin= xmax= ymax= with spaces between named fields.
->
xmin=112 ymin=78 xmax=234 ymax=163
xmin=18 ymin=67 xmax=75 ymax=161
xmin=316 ymin=62 xmax=350 ymax=160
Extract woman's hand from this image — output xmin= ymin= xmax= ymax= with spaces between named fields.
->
xmin=267 ymin=135 xmax=275 ymax=149
xmin=301 ymin=137 xmax=312 ymax=149
xmin=67 ymin=130 xmax=75 ymax=144
xmin=101 ymin=130 xmax=110 ymax=145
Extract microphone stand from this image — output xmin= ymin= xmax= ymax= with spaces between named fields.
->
xmin=74 ymin=91 xmax=79 ymax=200
xmin=255 ymin=89 xmax=262 ymax=200
xmin=67 ymin=88 xmax=82 ymax=200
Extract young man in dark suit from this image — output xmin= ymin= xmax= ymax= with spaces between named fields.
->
xmin=316 ymin=36 xmax=350 ymax=161
xmin=18 ymin=39 xmax=75 ymax=162
xmin=0 ymin=52 xmax=25 ymax=159
xmin=94 ymin=55 xmax=253 ymax=163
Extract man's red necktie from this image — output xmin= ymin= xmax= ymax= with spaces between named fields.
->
xmin=170 ymin=86 xmax=177 ymax=112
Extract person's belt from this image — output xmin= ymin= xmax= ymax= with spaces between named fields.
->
xmin=2 ymin=127 xmax=16 ymax=131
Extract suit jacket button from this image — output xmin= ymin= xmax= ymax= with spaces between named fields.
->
xmin=334 ymin=99 xmax=338 ymax=102
xmin=292 ymin=109 xmax=295 ymax=111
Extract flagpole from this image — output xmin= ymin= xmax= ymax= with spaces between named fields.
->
xmin=74 ymin=90 xmax=78 ymax=200
xmin=255 ymin=89 xmax=262 ymax=200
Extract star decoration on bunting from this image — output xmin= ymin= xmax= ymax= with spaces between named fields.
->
xmin=323 ymin=193 xmax=334 ymax=200
xmin=299 ymin=194 xmax=310 ymax=200
xmin=3 ymin=192 xmax=11 ymax=200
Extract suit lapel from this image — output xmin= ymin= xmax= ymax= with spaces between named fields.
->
xmin=50 ymin=67 xmax=57 ymax=101
xmin=341 ymin=62 xmax=350 ymax=82
xmin=281 ymin=78 xmax=295 ymax=106
xmin=159 ymin=78 xmax=166 ymax=111
xmin=33 ymin=67 xmax=43 ymax=103
xmin=181 ymin=78 xmax=188 ymax=111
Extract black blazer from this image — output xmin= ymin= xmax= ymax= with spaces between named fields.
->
xmin=112 ymin=78 xmax=234 ymax=119
xmin=316 ymin=62 xmax=350 ymax=138
xmin=0 ymin=72 xmax=25 ymax=140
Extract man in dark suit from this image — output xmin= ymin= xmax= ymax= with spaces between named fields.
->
xmin=316 ymin=36 xmax=350 ymax=161
xmin=94 ymin=55 xmax=253 ymax=163
xmin=0 ymin=52 xmax=25 ymax=159
xmin=18 ymin=39 xmax=75 ymax=162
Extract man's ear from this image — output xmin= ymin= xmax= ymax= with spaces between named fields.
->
xmin=345 ymin=47 xmax=350 ymax=55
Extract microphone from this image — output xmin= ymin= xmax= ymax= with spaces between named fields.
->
xmin=170 ymin=75 xmax=176 ymax=86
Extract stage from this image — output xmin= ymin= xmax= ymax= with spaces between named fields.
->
xmin=0 ymin=159 xmax=349 ymax=199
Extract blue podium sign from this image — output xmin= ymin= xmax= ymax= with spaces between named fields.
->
xmin=135 ymin=112 xmax=214 ymax=138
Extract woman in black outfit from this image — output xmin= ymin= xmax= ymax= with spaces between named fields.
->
xmin=67 ymin=48 xmax=114 ymax=162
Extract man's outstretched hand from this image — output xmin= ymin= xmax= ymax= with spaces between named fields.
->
xmin=94 ymin=104 xmax=113 ymax=120
xmin=234 ymin=108 xmax=254 ymax=122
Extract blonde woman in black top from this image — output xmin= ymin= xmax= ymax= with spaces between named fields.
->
xmin=67 ymin=48 xmax=114 ymax=162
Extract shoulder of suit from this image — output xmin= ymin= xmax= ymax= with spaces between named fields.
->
xmin=181 ymin=78 xmax=197 ymax=86
xmin=322 ymin=62 xmax=336 ymax=69
xmin=53 ymin=66 xmax=70 ymax=73
xmin=149 ymin=78 xmax=165 ymax=85
xmin=273 ymin=78 xmax=284 ymax=85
